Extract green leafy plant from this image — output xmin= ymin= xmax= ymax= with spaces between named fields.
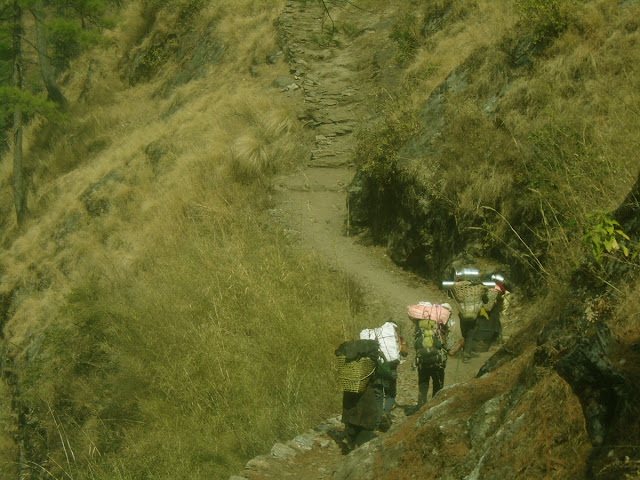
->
xmin=583 ymin=210 xmax=631 ymax=263
xmin=516 ymin=0 xmax=576 ymax=47
xmin=390 ymin=12 xmax=421 ymax=65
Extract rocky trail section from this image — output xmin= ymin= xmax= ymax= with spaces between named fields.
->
xmin=278 ymin=1 xmax=364 ymax=169
xmin=229 ymin=2 xmax=512 ymax=479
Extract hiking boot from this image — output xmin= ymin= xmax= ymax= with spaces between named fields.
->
xmin=327 ymin=430 xmax=353 ymax=455
xmin=378 ymin=413 xmax=392 ymax=432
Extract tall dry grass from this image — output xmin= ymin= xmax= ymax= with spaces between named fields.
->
xmin=0 ymin=0 xmax=375 ymax=477
xmin=17 ymin=199 xmax=368 ymax=478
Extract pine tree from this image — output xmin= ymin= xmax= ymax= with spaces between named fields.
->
xmin=0 ymin=0 xmax=114 ymax=224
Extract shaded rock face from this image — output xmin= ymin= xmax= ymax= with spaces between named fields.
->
xmin=346 ymin=65 xmax=486 ymax=281
xmin=124 ymin=18 xmax=225 ymax=92
xmin=535 ymin=305 xmax=640 ymax=479
xmin=347 ymin=168 xmax=460 ymax=280
xmin=79 ymin=170 xmax=124 ymax=217
xmin=529 ymin=181 xmax=640 ymax=478
xmin=332 ymin=357 xmax=591 ymax=480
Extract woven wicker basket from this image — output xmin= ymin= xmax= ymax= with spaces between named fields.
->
xmin=450 ymin=281 xmax=488 ymax=320
xmin=450 ymin=281 xmax=487 ymax=302
xmin=336 ymin=355 xmax=376 ymax=393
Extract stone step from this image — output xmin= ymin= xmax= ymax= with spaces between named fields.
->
xmin=308 ymin=110 xmax=358 ymax=125
xmin=317 ymin=122 xmax=356 ymax=136
xmin=308 ymin=154 xmax=353 ymax=168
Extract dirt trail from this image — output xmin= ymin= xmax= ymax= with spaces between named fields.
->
xmin=274 ymin=0 xmax=494 ymax=404
xmin=232 ymin=3 xmax=497 ymax=479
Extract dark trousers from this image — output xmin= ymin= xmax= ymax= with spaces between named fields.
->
xmin=379 ymin=375 xmax=397 ymax=414
xmin=417 ymin=363 xmax=445 ymax=408
xmin=460 ymin=318 xmax=477 ymax=356
xmin=374 ymin=363 xmax=397 ymax=429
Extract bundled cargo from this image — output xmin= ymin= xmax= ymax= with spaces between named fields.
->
xmin=450 ymin=281 xmax=488 ymax=320
xmin=360 ymin=322 xmax=401 ymax=362
xmin=483 ymin=288 xmax=500 ymax=312
xmin=407 ymin=303 xmax=451 ymax=325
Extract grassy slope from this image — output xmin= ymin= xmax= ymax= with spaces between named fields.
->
xmin=0 ymin=1 xmax=375 ymax=478
xmin=0 ymin=0 xmax=639 ymax=478
xmin=354 ymin=0 xmax=640 ymax=288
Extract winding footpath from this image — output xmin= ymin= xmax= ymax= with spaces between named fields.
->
xmin=230 ymin=2 xmax=498 ymax=478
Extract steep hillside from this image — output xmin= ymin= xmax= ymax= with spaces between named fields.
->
xmin=0 ymin=0 xmax=639 ymax=479
xmin=347 ymin=0 xmax=640 ymax=290
xmin=0 ymin=1 xmax=379 ymax=478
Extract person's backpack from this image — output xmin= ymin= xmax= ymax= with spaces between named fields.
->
xmin=414 ymin=318 xmax=447 ymax=366
xmin=407 ymin=303 xmax=451 ymax=324
xmin=359 ymin=322 xmax=401 ymax=362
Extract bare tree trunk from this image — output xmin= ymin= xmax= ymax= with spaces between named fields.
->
xmin=12 ymin=109 xmax=25 ymax=226
xmin=31 ymin=1 xmax=67 ymax=107
xmin=12 ymin=1 xmax=27 ymax=225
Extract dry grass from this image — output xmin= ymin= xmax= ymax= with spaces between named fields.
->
xmin=1 ymin=0 xmax=639 ymax=477
xmin=494 ymin=368 xmax=591 ymax=479
xmin=0 ymin=0 xmax=372 ymax=477
xmin=20 ymin=209 xmax=368 ymax=479
xmin=406 ymin=0 xmax=518 ymax=106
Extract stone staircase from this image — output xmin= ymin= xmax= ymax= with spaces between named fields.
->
xmin=276 ymin=0 xmax=375 ymax=169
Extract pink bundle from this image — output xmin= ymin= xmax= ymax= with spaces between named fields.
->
xmin=407 ymin=303 xmax=451 ymax=325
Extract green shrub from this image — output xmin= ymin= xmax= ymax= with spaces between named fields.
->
xmin=355 ymin=101 xmax=419 ymax=191
xmin=583 ymin=210 xmax=632 ymax=263
xmin=515 ymin=0 xmax=578 ymax=48
xmin=390 ymin=12 xmax=422 ymax=65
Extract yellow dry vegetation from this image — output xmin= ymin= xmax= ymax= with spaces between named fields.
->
xmin=355 ymin=0 xmax=640 ymax=287
xmin=0 ymin=0 xmax=639 ymax=478
xmin=0 ymin=0 xmax=371 ymax=478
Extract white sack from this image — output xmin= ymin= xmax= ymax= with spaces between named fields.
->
xmin=359 ymin=322 xmax=400 ymax=362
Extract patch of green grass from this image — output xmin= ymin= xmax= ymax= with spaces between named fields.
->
xmin=390 ymin=12 xmax=422 ymax=66
xmin=339 ymin=21 xmax=360 ymax=38
xmin=515 ymin=0 xmax=580 ymax=49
